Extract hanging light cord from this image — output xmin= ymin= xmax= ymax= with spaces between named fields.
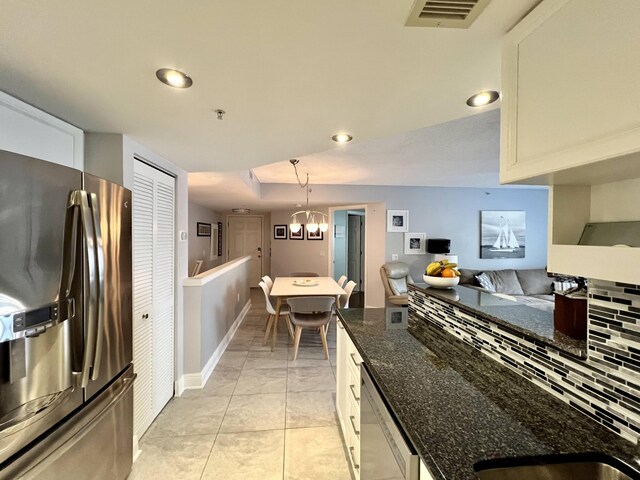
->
xmin=288 ymin=159 xmax=328 ymax=231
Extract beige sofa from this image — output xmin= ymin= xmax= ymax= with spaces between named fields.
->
xmin=458 ymin=268 xmax=555 ymax=312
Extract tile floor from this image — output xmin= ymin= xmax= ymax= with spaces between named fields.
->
xmin=130 ymin=289 xmax=351 ymax=480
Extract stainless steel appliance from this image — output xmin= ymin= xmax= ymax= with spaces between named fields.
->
xmin=360 ymin=366 xmax=419 ymax=480
xmin=0 ymin=150 xmax=134 ymax=479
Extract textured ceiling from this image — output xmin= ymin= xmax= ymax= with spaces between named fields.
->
xmin=0 ymin=0 xmax=539 ymax=173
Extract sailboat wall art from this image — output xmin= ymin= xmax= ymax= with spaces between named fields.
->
xmin=480 ymin=210 xmax=526 ymax=259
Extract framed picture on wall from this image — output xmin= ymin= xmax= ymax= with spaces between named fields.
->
xmin=307 ymin=229 xmax=323 ymax=240
xmin=387 ymin=210 xmax=409 ymax=232
xmin=210 ymin=224 xmax=219 ymax=260
xmin=290 ymin=225 xmax=304 ymax=240
xmin=480 ymin=210 xmax=525 ymax=259
xmin=404 ymin=232 xmax=426 ymax=255
xmin=197 ymin=222 xmax=211 ymax=237
xmin=274 ymin=224 xmax=288 ymax=240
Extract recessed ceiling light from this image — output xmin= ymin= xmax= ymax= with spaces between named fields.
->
xmin=466 ymin=90 xmax=499 ymax=107
xmin=332 ymin=133 xmax=353 ymax=143
xmin=156 ymin=68 xmax=193 ymax=89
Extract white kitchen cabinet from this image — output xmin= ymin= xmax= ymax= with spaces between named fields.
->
xmin=500 ymin=0 xmax=640 ymax=185
xmin=420 ymin=459 xmax=435 ymax=480
xmin=0 ymin=91 xmax=83 ymax=169
xmin=336 ymin=318 xmax=362 ymax=479
xmin=336 ymin=319 xmax=348 ymax=432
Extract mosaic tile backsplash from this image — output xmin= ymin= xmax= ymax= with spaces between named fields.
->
xmin=409 ymin=279 xmax=640 ymax=445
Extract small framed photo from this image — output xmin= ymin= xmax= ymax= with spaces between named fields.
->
xmin=197 ymin=222 xmax=212 ymax=237
xmin=404 ymin=232 xmax=426 ymax=255
xmin=290 ymin=225 xmax=304 ymax=240
xmin=307 ymin=229 xmax=324 ymax=240
xmin=274 ymin=225 xmax=288 ymax=240
xmin=387 ymin=210 xmax=409 ymax=232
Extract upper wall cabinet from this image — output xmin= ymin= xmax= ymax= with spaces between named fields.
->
xmin=500 ymin=0 xmax=640 ymax=185
xmin=0 ymin=91 xmax=83 ymax=170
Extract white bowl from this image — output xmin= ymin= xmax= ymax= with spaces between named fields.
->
xmin=422 ymin=275 xmax=460 ymax=289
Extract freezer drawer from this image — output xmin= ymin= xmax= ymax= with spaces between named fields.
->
xmin=0 ymin=365 xmax=135 ymax=480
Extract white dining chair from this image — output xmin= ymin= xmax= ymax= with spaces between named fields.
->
xmin=261 ymin=275 xmax=274 ymax=291
xmin=339 ymin=281 xmax=357 ymax=308
xmin=259 ymin=281 xmax=294 ymax=342
xmin=337 ymin=275 xmax=347 ymax=288
xmin=287 ymin=296 xmax=336 ymax=361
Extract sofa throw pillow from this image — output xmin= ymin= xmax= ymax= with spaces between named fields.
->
xmin=485 ymin=269 xmax=525 ymax=295
xmin=515 ymin=269 xmax=552 ymax=295
xmin=459 ymin=269 xmax=482 ymax=286
xmin=475 ymin=272 xmax=496 ymax=292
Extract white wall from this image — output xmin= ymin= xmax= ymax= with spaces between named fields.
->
xmin=188 ymin=202 xmax=225 ymax=274
xmin=270 ymin=209 xmax=329 ymax=277
xmin=182 ymin=257 xmax=251 ymax=388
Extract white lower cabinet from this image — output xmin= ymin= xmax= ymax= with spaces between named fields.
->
xmin=337 ymin=319 xmax=435 ymax=480
xmin=420 ymin=460 xmax=435 ymax=480
xmin=336 ymin=319 xmax=362 ymax=479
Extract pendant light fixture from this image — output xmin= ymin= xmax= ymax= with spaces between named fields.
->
xmin=288 ymin=159 xmax=328 ymax=234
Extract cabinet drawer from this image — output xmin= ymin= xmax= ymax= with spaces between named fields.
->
xmin=347 ymin=339 xmax=363 ymax=367
xmin=347 ymin=388 xmax=361 ymax=440
xmin=347 ymin=362 xmax=361 ymax=406
xmin=347 ymin=426 xmax=361 ymax=479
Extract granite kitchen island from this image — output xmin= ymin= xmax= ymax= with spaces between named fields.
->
xmin=337 ymin=306 xmax=639 ymax=479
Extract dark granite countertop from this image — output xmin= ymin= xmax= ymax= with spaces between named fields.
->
xmin=337 ymin=307 xmax=640 ymax=480
xmin=409 ymin=283 xmax=587 ymax=358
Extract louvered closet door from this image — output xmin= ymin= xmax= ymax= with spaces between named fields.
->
xmin=132 ymin=161 xmax=156 ymax=440
xmin=132 ymin=160 xmax=175 ymax=440
xmin=152 ymin=169 xmax=174 ymax=415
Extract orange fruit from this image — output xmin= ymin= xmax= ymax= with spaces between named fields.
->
xmin=441 ymin=268 xmax=456 ymax=278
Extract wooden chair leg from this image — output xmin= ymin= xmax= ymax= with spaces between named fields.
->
xmin=292 ymin=326 xmax=303 ymax=361
xmin=264 ymin=313 xmax=271 ymax=330
xmin=285 ymin=314 xmax=294 ymax=339
xmin=320 ymin=324 xmax=329 ymax=360
xmin=263 ymin=314 xmax=274 ymax=344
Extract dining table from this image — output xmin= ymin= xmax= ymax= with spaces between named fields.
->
xmin=266 ymin=276 xmax=346 ymax=351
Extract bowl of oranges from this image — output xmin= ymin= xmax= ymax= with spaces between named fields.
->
xmin=423 ymin=260 xmax=460 ymax=289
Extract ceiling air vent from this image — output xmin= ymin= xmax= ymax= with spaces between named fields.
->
xmin=405 ymin=0 xmax=492 ymax=28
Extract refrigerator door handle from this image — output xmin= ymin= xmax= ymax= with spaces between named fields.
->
xmin=63 ymin=206 xmax=79 ymax=299
xmin=89 ymin=192 xmax=105 ymax=381
xmin=70 ymin=190 xmax=98 ymax=389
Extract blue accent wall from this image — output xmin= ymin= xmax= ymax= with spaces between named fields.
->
xmin=382 ymin=186 xmax=548 ymax=280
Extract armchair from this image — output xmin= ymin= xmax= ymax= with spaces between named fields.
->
xmin=380 ymin=261 xmax=412 ymax=306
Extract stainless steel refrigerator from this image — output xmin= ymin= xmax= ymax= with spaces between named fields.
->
xmin=0 ymin=150 xmax=135 ymax=479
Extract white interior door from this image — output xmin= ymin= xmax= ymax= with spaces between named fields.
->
xmin=228 ymin=216 xmax=263 ymax=285
xmin=152 ymin=171 xmax=175 ymax=415
xmin=132 ymin=159 xmax=175 ymax=441
xmin=132 ymin=162 xmax=154 ymax=441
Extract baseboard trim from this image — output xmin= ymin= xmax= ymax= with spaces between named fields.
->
xmin=178 ymin=299 xmax=252 ymax=393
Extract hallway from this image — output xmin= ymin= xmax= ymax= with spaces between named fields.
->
xmin=130 ymin=289 xmax=351 ymax=480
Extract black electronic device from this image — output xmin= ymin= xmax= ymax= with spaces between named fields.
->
xmin=427 ymin=238 xmax=450 ymax=254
